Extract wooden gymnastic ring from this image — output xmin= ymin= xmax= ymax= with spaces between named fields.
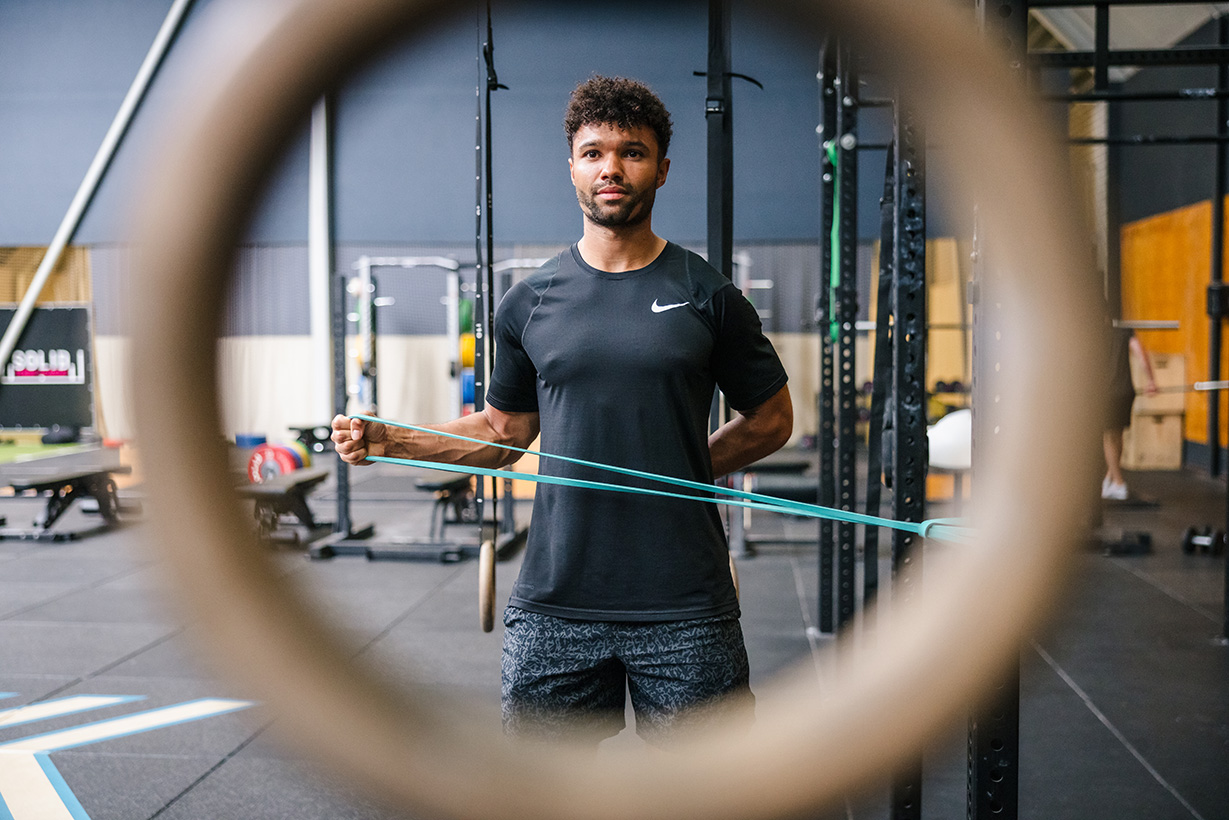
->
xmin=128 ymin=1 xmax=1102 ymax=818
xmin=479 ymin=539 xmax=496 ymax=633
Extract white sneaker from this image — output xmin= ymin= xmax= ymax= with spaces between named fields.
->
xmin=1102 ymin=480 xmax=1128 ymax=501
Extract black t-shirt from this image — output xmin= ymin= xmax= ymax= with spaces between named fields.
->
xmin=486 ymin=242 xmax=788 ymax=622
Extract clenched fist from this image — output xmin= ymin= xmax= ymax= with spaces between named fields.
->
xmin=331 ymin=414 xmax=388 ymax=465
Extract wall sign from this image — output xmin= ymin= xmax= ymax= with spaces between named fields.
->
xmin=0 ymin=306 xmax=93 ymax=429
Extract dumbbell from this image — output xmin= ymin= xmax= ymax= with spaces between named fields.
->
xmin=1180 ymin=526 xmax=1226 ymax=555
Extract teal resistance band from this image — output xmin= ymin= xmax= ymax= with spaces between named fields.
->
xmin=351 ymin=413 xmax=972 ymax=544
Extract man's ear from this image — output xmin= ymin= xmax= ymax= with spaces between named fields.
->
xmin=656 ymin=157 xmax=671 ymax=189
xmin=568 ymin=156 xmax=575 ymax=186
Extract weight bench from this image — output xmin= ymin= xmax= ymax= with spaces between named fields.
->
xmin=0 ymin=465 xmax=133 ymax=542
xmin=312 ymin=469 xmax=485 ymax=562
xmin=234 ymin=466 xmax=331 ymax=546
xmin=728 ymin=451 xmax=816 ymax=556
xmin=417 ymin=470 xmax=478 ymax=541
xmin=746 ymin=472 xmax=820 ymax=505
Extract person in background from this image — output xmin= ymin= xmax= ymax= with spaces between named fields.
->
xmin=1103 ymin=318 xmax=1157 ymax=501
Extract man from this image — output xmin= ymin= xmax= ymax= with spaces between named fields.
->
xmin=333 ymin=76 xmax=792 ymax=745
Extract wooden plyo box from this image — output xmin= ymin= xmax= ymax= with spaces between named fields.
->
xmin=1123 ymin=412 xmax=1183 ymax=470
xmin=1130 ymin=352 xmax=1184 ymax=415
xmin=1122 ymin=352 xmax=1184 ymax=470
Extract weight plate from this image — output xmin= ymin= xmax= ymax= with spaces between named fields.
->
xmin=248 ymin=444 xmax=299 ymax=483
xmin=278 ymin=444 xmax=303 ymax=470
xmin=286 ymin=440 xmax=312 ymax=469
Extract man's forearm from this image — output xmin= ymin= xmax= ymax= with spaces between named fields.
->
xmin=379 ymin=409 xmax=535 ymax=469
xmin=708 ymin=385 xmax=793 ymax=478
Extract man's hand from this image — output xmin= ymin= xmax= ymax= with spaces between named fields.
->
xmin=331 ymin=414 xmax=387 ymax=465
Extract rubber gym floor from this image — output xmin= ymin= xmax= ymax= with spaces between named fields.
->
xmin=1 ymin=457 xmax=1226 ymax=820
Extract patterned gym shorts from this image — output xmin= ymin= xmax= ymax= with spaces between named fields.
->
xmin=500 ymin=606 xmax=754 ymax=746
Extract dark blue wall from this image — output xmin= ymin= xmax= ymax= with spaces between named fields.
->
xmin=1112 ymin=17 xmax=1222 ymax=225
xmin=0 ymin=0 xmax=188 ymax=244
xmin=2 ymin=0 xmax=833 ymax=247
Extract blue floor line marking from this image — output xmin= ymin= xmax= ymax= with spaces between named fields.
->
xmin=0 ymin=696 xmax=143 ymax=731
xmin=0 ymin=698 xmax=254 ymax=752
xmin=0 ymin=697 xmax=257 ymax=820
xmin=35 ymin=754 xmax=90 ymax=820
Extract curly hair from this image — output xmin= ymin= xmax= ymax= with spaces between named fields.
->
xmin=564 ymin=75 xmax=673 ymax=159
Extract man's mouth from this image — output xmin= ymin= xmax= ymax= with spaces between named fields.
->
xmin=596 ymin=186 xmax=627 ymax=200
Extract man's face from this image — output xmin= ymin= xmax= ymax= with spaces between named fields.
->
xmin=569 ymin=123 xmax=670 ymax=229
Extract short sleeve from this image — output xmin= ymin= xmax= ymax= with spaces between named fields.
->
xmin=486 ymin=281 xmax=541 ymax=413
xmin=708 ymin=283 xmax=789 ymax=411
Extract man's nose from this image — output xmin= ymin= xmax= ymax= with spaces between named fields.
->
xmin=599 ymin=156 xmax=623 ymax=179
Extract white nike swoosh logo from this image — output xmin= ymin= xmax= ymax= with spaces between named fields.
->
xmin=651 ymin=299 xmax=688 ymax=313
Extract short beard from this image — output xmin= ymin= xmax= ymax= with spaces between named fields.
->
xmin=577 ymin=184 xmax=656 ymax=228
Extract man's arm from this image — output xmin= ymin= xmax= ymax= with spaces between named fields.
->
xmin=331 ymin=406 xmax=540 ymax=469
xmin=707 ymin=384 xmax=794 ymax=479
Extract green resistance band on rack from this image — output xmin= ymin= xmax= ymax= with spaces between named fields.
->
xmin=825 ymin=139 xmax=840 ymax=344
xmin=350 ymin=414 xmax=972 ymax=544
